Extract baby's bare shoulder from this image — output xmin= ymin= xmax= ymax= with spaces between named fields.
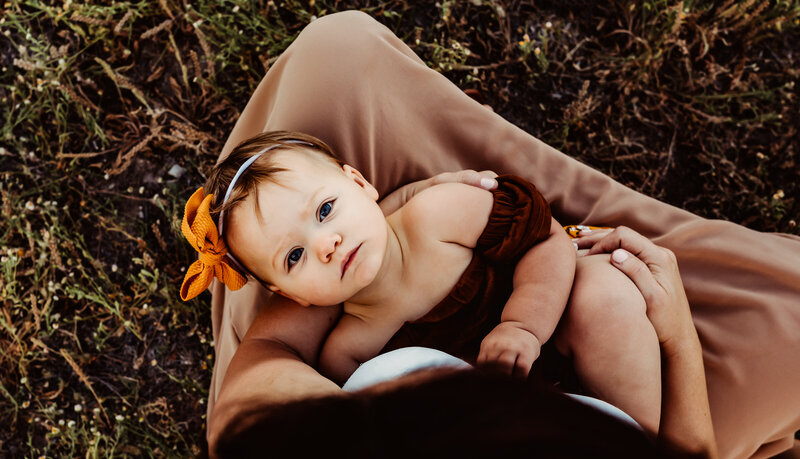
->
xmin=398 ymin=182 xmax=493 ymax=248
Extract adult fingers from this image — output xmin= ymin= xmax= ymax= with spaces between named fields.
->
xmin=477 ymin=169 xmax=499 ymax=181
xmin=431 ymin=169 xmax=498 ymax=190
xmin=608 ymin=248 xmax=665 ymax=307
xmin=585 ymin=226 xmax=670 ymax=267
xmin=574 ymin=228 xmax=615 ymax=250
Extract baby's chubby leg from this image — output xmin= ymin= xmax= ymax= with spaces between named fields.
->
xmin=553 ymin=254 xmax=661 ymax=434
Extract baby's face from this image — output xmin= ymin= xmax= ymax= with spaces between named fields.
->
xmin=226 ymin=150 xmax=387 ymax=307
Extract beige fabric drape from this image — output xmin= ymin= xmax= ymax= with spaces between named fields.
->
xmin=206 ymin=11 xmax=800 ymax=458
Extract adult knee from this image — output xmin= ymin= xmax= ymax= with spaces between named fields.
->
xmin=294 ymin=11 xmax=385 ymax=61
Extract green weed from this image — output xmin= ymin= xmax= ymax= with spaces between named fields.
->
xmin=1 ymin=0 xmax=797 ymax=456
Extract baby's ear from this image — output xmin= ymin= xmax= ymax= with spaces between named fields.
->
xmin=342 ymin=164 xmax=379 ymax=201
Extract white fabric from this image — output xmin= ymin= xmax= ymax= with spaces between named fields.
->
xmin=343 ymin=346 xmax=640 ymax=430
xmin=342 ymin=347 xmax=470 ymax=392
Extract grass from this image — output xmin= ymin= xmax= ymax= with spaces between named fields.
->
xmin=1 ymin=0 xmax=797 ymax=456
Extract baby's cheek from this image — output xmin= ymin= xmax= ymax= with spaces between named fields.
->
xmin=305 ymin=283 xmax=342 ymax=307
xmin=355 ymin=252 xmax=380 ymax=285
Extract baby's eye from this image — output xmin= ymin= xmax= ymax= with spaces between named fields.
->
xmin=287 ymin=248 xmax=303 ymax=270
xmin=318 ymin=199 xmax=335 ymax=221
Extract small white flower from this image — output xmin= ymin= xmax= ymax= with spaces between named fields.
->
xmin=115 ymin=414 xmax=124 ymax=422
xmin=74 ymin=404 xmax=82 ymax=412
xmin=111 ymin=264 xmax=118 ymax=272
xmin=25 ymin=201 xmax=35 ymax=211
xmin=545 ymin=21 xmax=552 ymax=29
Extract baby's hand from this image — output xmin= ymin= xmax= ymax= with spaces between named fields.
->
xmin=477 ymin=322 xmax=541 ymax=378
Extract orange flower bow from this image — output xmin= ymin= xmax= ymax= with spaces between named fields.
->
xmin=180 ymin=188 xmax=247 ymax=301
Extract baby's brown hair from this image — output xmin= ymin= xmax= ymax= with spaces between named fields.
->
xmin=204 ymin=130 xmax=343 ymax=223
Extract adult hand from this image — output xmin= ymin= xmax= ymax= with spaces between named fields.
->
xmin=575 ymin=226 xmax=693 ymax=353
xmin=379 ymin=169 xmax=498 ymax=215
xmin=428 ymin=169 xmax=499 ymax=189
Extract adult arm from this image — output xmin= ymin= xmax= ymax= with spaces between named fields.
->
xmin=478 ymin=217 xmax=576 ymax=377
xmin=208 ymin=295 xmax=343 ymax=449
xmin=578 ymin=227 xmax=718 ymax=458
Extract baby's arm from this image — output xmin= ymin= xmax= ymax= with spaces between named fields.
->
xmin=478 ymin=217 xmax=576 ymax=376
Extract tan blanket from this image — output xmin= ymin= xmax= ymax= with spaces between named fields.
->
xmin=207 ymin=11 xmax=800 ymax=458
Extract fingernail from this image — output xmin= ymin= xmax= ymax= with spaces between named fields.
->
xmin=480 ymin=178 xmax=496 ymax=189
xmin=612 ymin=249 xmax=628 ymax=263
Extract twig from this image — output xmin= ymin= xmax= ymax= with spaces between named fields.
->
xmin=60 ymin=349 xmax=111 ymax=426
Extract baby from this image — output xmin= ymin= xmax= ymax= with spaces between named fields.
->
xmin=182 ymin=131 xmax=662 ymax=432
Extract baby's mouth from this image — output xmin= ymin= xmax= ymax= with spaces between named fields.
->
xmin=341 ymin=243 xmax=362 ymax=279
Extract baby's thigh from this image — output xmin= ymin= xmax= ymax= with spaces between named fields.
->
xmin=555 ymin=254 xmax=648 ymax=353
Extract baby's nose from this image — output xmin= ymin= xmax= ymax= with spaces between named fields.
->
xmin=315 ymin=233 xmax=342 ymax=262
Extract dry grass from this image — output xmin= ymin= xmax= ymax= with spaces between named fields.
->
xmin=1 ymin=0 xmax=797 ymax=456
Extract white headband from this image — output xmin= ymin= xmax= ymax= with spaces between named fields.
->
xmin=217 ymin=140 xmax=312 ymax=279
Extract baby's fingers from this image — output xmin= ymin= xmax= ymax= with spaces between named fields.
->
xmin=492 ymin=350 xmax=518 ymax=376
xmin=513 ymin=352 xmax=536 ymax=379
xmin=477 ymin=347 xmax=516 ymax=376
